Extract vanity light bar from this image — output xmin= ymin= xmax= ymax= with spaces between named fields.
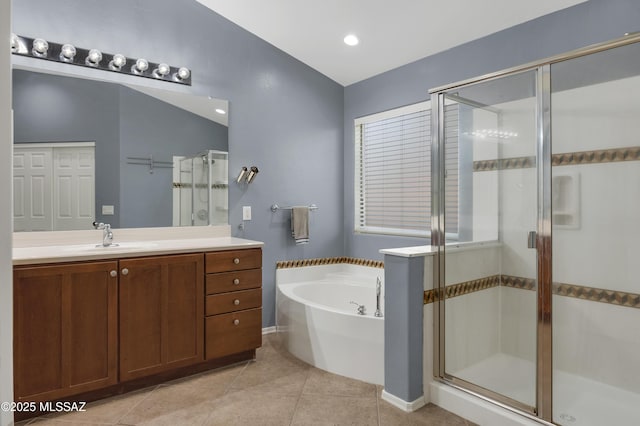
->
xmin=10 ymin=34 xmax=192 ymax=86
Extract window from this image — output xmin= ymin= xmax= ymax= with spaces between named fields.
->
xmin=354 ymin=101 xmax=458 ymax=237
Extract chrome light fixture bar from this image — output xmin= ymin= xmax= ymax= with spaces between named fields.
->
xmin=11 ymin=34 xmax=192 ymax=86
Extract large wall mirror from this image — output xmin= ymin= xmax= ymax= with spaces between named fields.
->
xmin=12 ymin=68 xmax=229 ymax=231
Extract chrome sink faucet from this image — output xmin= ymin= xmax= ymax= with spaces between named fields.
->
xmin=93 ymin=221 xmax=114 ymax=247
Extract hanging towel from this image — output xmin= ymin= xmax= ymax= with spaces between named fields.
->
xmin=291 ymin=206 xmax=310 ymax=244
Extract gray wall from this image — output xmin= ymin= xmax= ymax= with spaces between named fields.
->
xmin=344 ymin=0 xmax=640 ymax=260
xmin=12 ymin=0 xmax=345 ymax=327
xmin=12 ymin=70 xmax=227 ymax=229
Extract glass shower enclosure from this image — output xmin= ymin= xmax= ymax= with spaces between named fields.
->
xmin=174 ymin=150 xmax=228 ymax=226
xmin=431 ymin=34 xmax=640 ymax=425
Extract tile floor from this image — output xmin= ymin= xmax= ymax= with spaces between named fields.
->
xmin=18 ymin=333 xmax=475 ymax=425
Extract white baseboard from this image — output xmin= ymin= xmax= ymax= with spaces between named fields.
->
xmin=262 ymin=326 xmax=277 ymax=335
xmin=381 ymin=389 xmax=426 ymax=412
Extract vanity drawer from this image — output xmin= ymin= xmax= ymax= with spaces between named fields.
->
xmin=206 ymin=288 xmax=262 ymax=315
xmin=206 ymin=269 xmax=261 ymax=294
xmin=206 ymin=249 xmax=262 ymax=274
xmin=205 ymin=308 xmax=262 ymax=359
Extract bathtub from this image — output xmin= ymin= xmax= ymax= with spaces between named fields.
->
xmin=276 ymin=260 xmax=384 ymax=385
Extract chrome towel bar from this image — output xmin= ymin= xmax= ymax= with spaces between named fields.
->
xmin=271 ymin=203 xmax=318 ymax=212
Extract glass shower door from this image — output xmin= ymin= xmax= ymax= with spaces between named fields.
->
xmin=178 ymin=157 xmax=194 ymax=226
xmin=550 ymin=41 xmax=640 ymax=426
xmin=437 ymin=69 xmax=539 ymax=411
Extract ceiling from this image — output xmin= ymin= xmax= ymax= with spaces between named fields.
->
xmin=196 ymin=0 xmax=586 ymax=86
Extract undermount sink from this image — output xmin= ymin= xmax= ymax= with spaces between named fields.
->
xmin=62 ymin=242 xmax=159 ymax=251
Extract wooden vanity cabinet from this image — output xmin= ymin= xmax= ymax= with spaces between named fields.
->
xmin=119 ymin=253 xmax=204 ymax=381
xmin=205 ymin=248 xmax=262 ymax=359
xmin=13 ymin=246 xmax=261 ymax=410
xmin=13 ymin=261 xmax=118 ymax=402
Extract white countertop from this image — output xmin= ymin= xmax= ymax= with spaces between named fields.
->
xmin=379 ymin=241 xmax=501 ymax=258
xmin=13 ymin=226 xmax=263 ymax=265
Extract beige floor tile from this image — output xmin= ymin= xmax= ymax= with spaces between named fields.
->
xmin=118 ymin=376 xmax=225 ymax=425
xmin=228 ymin=350 xmax=311 ymax=394
xmin=203 ymin=389 xmax=298 ymax=426
xmin=118 ymin=400 xmax=213 ymax=426
xmin=255 ymin=336 xmax=307 ymax=366
xmin=302 ymin=368 xmax=377 ymax=398
xmin=39 ymin=387 xmax=155 ymax=425
xmin=227 ymin=367 xmax=309 ymax=396
xmin=378 ymin=401 xmax=473 ymax=426
xmin=25 ymin=419 xmax=98 ymax=425
xmin=165 ymin=362 xmax=248 ymax=391
xmin=291 ymin=394 xmax=378 ymax=426
xmin=15 ymin=333 xmax=479 ymax=426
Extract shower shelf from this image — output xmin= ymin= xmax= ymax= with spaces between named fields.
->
xmin=552 ymin=172 xmax=580 ymax=229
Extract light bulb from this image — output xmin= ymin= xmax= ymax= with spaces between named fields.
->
xmin=174 ymin=67 xmax=190 ymax=81
xmin=59 ymin=44 xmax=76 ymax=61
xmin=153 ymin=62 xmax=170 ymax=77
xmin=132 ymin=58 xmax=149 ymax=74
xmin=32 ymin=38 xmax=49 ymax=56
xmin=109 ymin=53 xmax=127 ymax=70
xmin=85 ymin=49 xmax=102 ymax=66
xmin=343 ymin=34 xmax=359 ymax=46
xmin=10 ymin=33 xmax=19 ymax=53
xmin=215 ymin=108 xmax=226 ymax=115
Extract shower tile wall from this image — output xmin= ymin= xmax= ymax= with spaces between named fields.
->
xmin=443 ymin=246 xmax=501 ymax=376
xmin=550 ymin=74 xmax=640 ymax=397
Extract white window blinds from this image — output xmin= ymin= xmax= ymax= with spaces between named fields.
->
xmin=355 ymin=101 xmax=458 ymax=237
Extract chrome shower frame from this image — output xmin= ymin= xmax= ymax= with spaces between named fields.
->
xmin=429 ymin=32 xmax=640 ymax=424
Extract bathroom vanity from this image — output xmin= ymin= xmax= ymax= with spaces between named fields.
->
xmin=12 ymin=226 xmax=263 ymax=413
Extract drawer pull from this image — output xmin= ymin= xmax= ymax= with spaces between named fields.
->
xmin=233 ymin=278 xmax=240 ymax=285
xmin=234 ymin=299 xmax=240 ymax=305
xmin=121 ymin=268 xmax=129 ymax=276
xmin=233 ymin=258 xmax=240 ymax=264
xmin=110 ymin=270 xmax=117 ymax=278
xmin=233 ymin=319 xmax=240 ymax=325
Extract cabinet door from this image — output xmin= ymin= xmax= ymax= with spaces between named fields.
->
xmin=14 ymin=261 xmax=118 ymax=402
xmin=119 ymin=253 xmax=204 ymax=381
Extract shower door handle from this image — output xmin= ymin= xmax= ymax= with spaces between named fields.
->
xmin=527 ymin=231 xmax=537 ymax=249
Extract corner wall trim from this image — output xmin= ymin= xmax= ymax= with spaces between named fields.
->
xmin=262 ymin=326 xmax=277 ymax=335
xmin=381 ymin=389 xmax=426 ymax=412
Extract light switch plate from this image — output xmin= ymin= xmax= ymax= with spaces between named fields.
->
xmin=102 ymin=205 xmax=115 ymax=215
xmin=242 ymin=206 xmax=252 ymax=221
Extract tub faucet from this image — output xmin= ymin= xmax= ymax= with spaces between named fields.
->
xmin=93 ymin=221 xmax=114 ymax=247
xmin=349 ymin=301 xmax=366 ymax=315
xmin=374 ymin=277 xmax=383 ymax=317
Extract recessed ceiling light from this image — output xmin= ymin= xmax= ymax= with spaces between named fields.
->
xmin=215 ymin=108 xmax=226 ymax=115
xmin=343 ymin=34 xmax=359 ymax=46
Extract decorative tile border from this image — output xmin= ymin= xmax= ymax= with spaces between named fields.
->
xmin=276 ymin=257 xmax=384 ymax=269
xmin=553 ymin=282 xmax=640 ymax=309
xmin=473 ymin=156 xmax=535 ymax=172
xmin=423 ymin=275 xmax=500 ymax=304
xmin=473 ymin=146 xmax=640 ymax=172
xmin=552 ymin=146 xmax=640 ymax=166
xmin=501 ymin=275 xmax=536 ymax=291
xmin=425 ymin=274 xmax=640 ymax=309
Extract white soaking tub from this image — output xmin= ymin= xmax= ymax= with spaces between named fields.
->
xmin=276 ymin=260 xmax=384 ymax=385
